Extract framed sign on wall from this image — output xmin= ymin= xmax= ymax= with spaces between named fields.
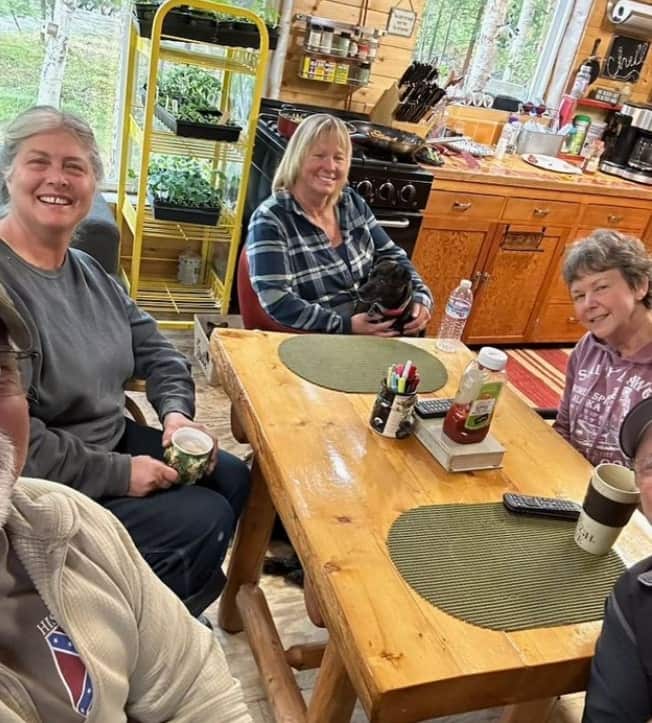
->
xmin=602 ymin=35 xmax=649 ymax=81
xmin=387 ymin=4 xmax=417 ymax=37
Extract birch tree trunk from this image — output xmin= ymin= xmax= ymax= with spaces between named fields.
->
xmin=37 ymin=0 xmax=77 ymax=107
xmin=504 ymin=0 xmax=535 ymax=81
xmin=465 ymin=0 xmax=509 ymax=92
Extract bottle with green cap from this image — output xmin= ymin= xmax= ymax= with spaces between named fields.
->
xmin=567 ymin=114 xmax=591 ymax=155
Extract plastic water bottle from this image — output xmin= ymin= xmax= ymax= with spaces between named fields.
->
xmin=436 ymin=279 xmax=474 ymax=352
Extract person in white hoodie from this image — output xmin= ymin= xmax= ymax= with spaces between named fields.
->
xmin=554 ymin=230 xmax=652 ymax=467
xmin=0 ymin=281 xmax=251 ymax=722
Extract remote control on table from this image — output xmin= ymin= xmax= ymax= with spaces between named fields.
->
xmin=502 ymin=493 xmax=582 ymax=521
xmin=415 ymin=398 xmax=454 ymax=419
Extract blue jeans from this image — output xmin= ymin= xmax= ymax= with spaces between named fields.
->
xmin=101 ymin=419 xmax=250 ymax=615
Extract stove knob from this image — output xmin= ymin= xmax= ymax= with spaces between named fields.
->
xmin=399 ymin=183 xmax=417 ymax=205
xmin=378 ymin=181 xmax=396 ymax=205
xmin=356 ymin=179 xmax=374 ymax=201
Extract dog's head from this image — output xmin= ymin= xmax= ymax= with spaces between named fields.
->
xmin=358 ymin=260 xmax=413 ymax=314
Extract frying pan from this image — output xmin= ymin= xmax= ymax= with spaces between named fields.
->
xmin=349 ymin=121 xmax=425 ymax=156
xmin=277 ymin=105 xmax=358 ymax=140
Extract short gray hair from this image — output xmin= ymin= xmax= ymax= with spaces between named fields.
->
xmin=0 ymin=105 xmax=103 ymax=214
xmin=563 ymin=229 xmax=652 ymax=308
xmin=272 ymin=113 xmax=351 ymax=204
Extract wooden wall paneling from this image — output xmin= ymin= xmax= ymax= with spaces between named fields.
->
xmin=571 ymin=0 xmax=652 ymax=103
xmin=281 ymin=0 xmax=425 ymax=114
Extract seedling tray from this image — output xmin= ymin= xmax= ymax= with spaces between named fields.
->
xmin=134 ymin=4 xmax=217 ymax=43
xmin=216 ymin=21 xmax=278 ymax=49
xmin=151 ymin=197 xmax=221 ymax=226
xmin=155 ymin=104 xmax=242 ymax=142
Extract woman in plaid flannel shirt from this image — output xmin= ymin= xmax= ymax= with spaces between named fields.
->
xmin=246 ymin=114 xmax=433 ymax=335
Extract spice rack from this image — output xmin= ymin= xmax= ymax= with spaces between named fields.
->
xmin=294 ymin=14 xmax=382 ymax=88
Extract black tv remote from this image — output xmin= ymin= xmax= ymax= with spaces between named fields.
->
xmin=502 ymin=493 xmax=582 ymax=521
xmin=415 ymin=398 xmax=454 ymax=419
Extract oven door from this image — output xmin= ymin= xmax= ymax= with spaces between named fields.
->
xmin=374 ymin=209 xmax=424 ymax=259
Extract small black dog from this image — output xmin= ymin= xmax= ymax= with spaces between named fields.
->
xmin=356 ymin=259 xmax=414 ymax=334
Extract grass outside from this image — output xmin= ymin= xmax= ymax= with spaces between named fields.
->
xmin=0 ymin=27 xmax=121 ymax=177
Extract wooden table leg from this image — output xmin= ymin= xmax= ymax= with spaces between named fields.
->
xmin=499 ymin=697 xmax=557 ymax=723
xmin=218 ymin=458 xmax=275 ymax=632
xmin=306 ymin=639 xmax=357 ymax=723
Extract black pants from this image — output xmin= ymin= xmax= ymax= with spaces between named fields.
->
xmin=101 ymin=419 xmax=250 ymax=615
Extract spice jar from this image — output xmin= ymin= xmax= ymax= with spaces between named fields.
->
xmin=368 ymin=29 xmax=380 ymax=60
xmin=320 ymin=24 xmax=334 ymax=54
xmin=356 ymin=61 xmax=371 ymax=85
xmin=348 ymin=28 xmax=359 ymax=58
xmin=301 ymin=55 xmax=311 ymax=77
xmin=334 ymin=62 xmax=349 ymax=84
xmin=357 ymin=34 xmax=370 ymax=61
xmin=313 ymin=58 xmax=326 ymax=80
xmin=307 ymin=22 xmax=322 ymax=50
xmin=324 ymin=61 xmax=336 ymax=82
xmin=333 ymin=31 xmax=350 ymax=57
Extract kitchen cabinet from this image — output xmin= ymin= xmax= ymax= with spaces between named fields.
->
xmin=413 ymin=158 xmax=652 ymax=344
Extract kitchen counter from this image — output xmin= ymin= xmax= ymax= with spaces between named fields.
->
xmin=423 ymin=154 xmax=652 ymax=202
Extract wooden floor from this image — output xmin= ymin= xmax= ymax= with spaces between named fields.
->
xmin=138 ymin=330 xmax=587 ymax=723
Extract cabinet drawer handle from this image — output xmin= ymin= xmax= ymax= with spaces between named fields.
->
xmin=607 ymin=214 xmax=623 ymax=224
xmin=533 ymin=207 xmax=550 ymax=217
xmin=568 ymin=316 xmax=578 ymax=323
xmin=453 ymin=201 xmax=472 ymax=211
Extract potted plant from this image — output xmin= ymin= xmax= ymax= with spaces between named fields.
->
xmin=156 ymin=66 xmax=243 ymax=141
xmin=148 ymin=156 xmax=225 ymax=226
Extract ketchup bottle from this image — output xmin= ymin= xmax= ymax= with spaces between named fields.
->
xmin=442 ymin=347 xmax=508 ymax=444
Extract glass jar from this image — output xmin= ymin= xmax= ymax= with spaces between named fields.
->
xmin=334 ymin=62 xmax=349 ymax=84
xmin=307 ymin=22 xmax=322 ymax=51
xmin=348 ymin=28 xmax=359 ymax=58
xmin=356 ymin=61 xmax=371 ymax=85
xmin=320 ymin=24 xmax=334 ymax=54
xmin=357 ymin=35 xmax=370 ymax=61
xmin=333 ymin=31 xmax=350 ymax=57
xmin=368 ymin=29 xmax=380 ymax=60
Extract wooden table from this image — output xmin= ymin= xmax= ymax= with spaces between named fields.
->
xmin=211 ymin=329 xmax=652 ymax=723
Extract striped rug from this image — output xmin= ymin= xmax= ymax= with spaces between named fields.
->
xmin=504 ymin=348 xmax=572 ymax=410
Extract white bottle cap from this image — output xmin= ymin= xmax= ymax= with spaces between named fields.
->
xmin=478 ymin=346 xmax=507 ymax=371
xmin=460 ymin=279 xmax=472 ymax=289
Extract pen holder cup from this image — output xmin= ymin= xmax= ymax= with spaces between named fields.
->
xmin=369 ymin=380 xmax=417 ymax=439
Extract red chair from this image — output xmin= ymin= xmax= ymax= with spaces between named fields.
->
xmin=237 ymin=247 xmax=301 ymax=333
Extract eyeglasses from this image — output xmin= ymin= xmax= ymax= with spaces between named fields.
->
xmin=0 ymin=348 xmax=36 ymax=398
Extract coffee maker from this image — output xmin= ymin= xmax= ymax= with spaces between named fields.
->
xmin=600 ymin=102 xmax=652 ymax=185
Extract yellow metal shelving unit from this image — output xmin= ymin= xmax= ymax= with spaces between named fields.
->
xmin=116 ymin=0 xmax=269 ymax=327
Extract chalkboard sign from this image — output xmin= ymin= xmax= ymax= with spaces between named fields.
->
xmin=602 ymin=35 xmax=649 ymax=82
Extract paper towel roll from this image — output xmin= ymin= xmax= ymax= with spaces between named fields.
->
xmin=610 ymin=0 xmax=652 ymax=37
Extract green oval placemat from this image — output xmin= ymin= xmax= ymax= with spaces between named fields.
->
xmin=278 ymin=336 xmax=447 ymax=393
xmin=388 ymin=502 xmax=625 ymax=631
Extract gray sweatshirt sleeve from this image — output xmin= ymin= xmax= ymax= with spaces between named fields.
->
xmin=24 ymin=418 xmax=132 ymax=498
xmin=125 ymin=291 xmax=195 ymax=422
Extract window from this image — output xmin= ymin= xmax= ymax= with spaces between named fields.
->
xmin=0 ymin=0 xmax=129 ymax=183
xmin=414 ymin=0 xmax=574 ymax=103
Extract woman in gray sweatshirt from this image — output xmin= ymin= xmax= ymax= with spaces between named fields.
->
xmin=0 ymin=105 xmax=250 ymax=616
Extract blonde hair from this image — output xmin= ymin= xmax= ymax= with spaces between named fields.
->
xmin=563 ymin=229 xmax=652 ymax=308
xmin=0 ymin=105 xmax=103 ymax=215
xmin=272 ymin=113 xmax=352 ymax=205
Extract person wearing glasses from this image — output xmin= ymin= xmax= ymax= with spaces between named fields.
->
xmin=583 ymin=397 xmax=652 ymax=722
xmin=0 ymin=105 xmax=250 ymax=616
xmin=0 ymin=283 xmax=252 ymax=722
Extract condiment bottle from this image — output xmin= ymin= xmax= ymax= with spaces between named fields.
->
xmin=442 ymin=347 xmax=508 ymax=445
xmin=348 ymin=28 xmax=359 ymax=58
xmin=333 ymin=31 xmax=350 ymax=57
xmin=357 ymin=34 xmax=370 ymax=60
xmin=335 ymin=62 xmax=349 ymax=84
xmin=356 ymin=61 xmax=371 ymax=85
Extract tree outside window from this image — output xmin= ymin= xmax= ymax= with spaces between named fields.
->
xmin=414 ymin=0 xmax=562 ymax=102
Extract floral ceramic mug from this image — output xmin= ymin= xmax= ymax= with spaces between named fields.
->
xmin=164 ymin=427 xmax=214 ymax=484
